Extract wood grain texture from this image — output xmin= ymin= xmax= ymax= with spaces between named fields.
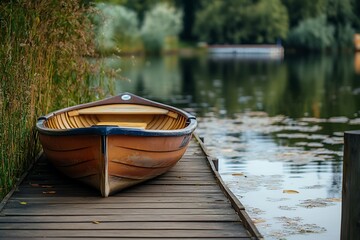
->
xmin=0 ymin=137 xmax=261 ymax=239
xmin=37 ymin=93 xmax=197 ymax=197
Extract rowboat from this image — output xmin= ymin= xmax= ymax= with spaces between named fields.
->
xmin=36 ymin=93 xmax=197 ymax=197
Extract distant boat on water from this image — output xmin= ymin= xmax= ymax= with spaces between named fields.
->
xmin=208 ymin=44 xmax=284 ymax=59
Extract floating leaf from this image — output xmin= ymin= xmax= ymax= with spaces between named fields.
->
xmin=232 ymin=172 xmax=244 ymax=176
xmin=19 ymin=201 xmax=27 ymax=205
xmin=327 ymin=198 xmax=341 ymax=202
xmin=252 ymin=218 xmax=266 ymax=224
xmin=283 ymin=190 xmax=299 ymax=194
xmin=41 ymin=185 xmax=53 ymax=188
xmin=30 ymin=183 xmax=40 ymax=187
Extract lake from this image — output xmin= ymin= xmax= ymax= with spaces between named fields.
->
xmin=98 ymin=52 xmax=360 ymax=239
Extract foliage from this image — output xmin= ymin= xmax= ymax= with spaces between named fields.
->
xmin=246 ymin=0 xmax=289 ymax=43
xmin=283 ymin=0 xmax=356 ymax=50
xmin=354 ymin=0 xmax=360 ymax=29
xmin=174 ymin=0 xmax=201 ymax=41
xmin=193 ymin=0 xmax=289 ymax=44
xmin=287 ymin=15 xmax=335 ymax=51
xmin=325 ymin=0 xmax=355 ymax=48
xmin=141 ymin=3 xmax=183 ymax=53
xmin=335 ymin=22 xmax=355 ymax=49
xmin=92 ymin=3 xmax=142 ymax=54
xmin=91 ymin=1 xmax=182 ymax=54
xmin=88 ymin=0 xmax=360 ymax=51
xmin=0 ymin=0 xmax=98 ymax=199
xmin=281 ymin=0 xmax=326 ymax=28
xmin=92 ymin=0 xmax=175 ymax=22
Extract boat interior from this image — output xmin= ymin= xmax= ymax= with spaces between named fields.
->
xmin=44 ymin=104 xmax=188 ymax=130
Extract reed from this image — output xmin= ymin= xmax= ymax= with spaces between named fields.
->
xmin=0 ymin=0 xmax=99 ymax=199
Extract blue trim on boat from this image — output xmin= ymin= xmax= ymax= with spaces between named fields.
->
xmin=36 ymin=119 xmax=197 ymax=137
xmin=36 ymin=93 xmax=197 ymax=137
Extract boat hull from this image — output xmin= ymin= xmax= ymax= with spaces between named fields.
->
xmin=39 ymin=133 xmax=191 ymax=196
xmin=37 ymin=93 xmax=196 ymax=197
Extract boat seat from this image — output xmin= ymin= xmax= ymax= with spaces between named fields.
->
xmin=68 ymin=104 xmax=179 ymax=119
xmin=96 ymin=121 xmax=147 ymax=129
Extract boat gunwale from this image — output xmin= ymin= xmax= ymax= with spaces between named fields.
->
xmin=36 ymin=93 xmax=197 ymax=137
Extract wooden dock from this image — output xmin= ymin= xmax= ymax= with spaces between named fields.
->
xmin=0 ymin=136 xmax=262 ymax=239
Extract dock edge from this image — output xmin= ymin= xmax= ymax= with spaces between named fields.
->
xmin=194 ymin=133 xmax=264 ymax=240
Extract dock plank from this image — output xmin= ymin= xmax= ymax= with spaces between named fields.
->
xmin=0 ymin=136 xmax=262 ymax=239
xmin=0 ymin=229 xmax=251 ymax=238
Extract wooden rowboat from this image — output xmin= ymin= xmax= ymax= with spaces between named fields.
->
xmin=36 ymin=93 xmax=197 ymax=197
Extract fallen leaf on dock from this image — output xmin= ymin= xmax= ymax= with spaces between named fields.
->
xmin=19 ymin=202 xmax=27 ymax=205
xmin=283 ymin=190 xmax=299 ymax=194
xmin=92 ymin=221 xmax=101 ymax=224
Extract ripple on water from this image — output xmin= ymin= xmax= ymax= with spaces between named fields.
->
xmin=196 ymin=112 xmax=346 ymax=240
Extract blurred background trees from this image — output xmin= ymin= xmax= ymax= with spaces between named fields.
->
xmin=89 ymin=0 xmax=360 ymax=53
xmin=194 ymin=0 xmax=288 ymax=44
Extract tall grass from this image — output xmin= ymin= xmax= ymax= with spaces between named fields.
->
xmin=0 ymin=0 xmax=99 ymax=199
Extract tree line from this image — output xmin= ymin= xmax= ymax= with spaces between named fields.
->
xmin=91 ymin=0 xmax=360 ymax=52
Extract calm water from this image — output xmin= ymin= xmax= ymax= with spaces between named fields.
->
xmin=99 ymin=53 xmax=360 ymax=239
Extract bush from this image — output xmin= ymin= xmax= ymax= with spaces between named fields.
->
xmin=93 ymin=3 xmax=142 ymax=54
xmin=335 ymin=22 xmax=355 ymax=49
xmin=141 ymin=3 xmax=183 ymax=53
xmin=287 ymin=15 xmax=335 ymax=51
xmin=194 ymin=0 xmax=288 ymax=44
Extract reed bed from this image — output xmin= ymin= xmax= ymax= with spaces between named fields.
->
xmin=0 ymin=0 xmax=99 ymax=199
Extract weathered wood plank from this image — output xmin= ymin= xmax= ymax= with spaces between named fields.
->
xmin=20 ymin=179 xmax=218 ymax=188
xmin=11 ymin=192 xmax=228 ymax=198
xmin=5 ymin=202 xmax=229 ymax=209
xmin=341 ymin=131 xmax=360 ymax=240
xmin=12 ymin=185 xmax=223 ymax=196
xmin=0 ymin=222 xmax=245 ymax=230
xmin=8 ymin=195 xmax=229 ymax=204
xmin=0 ymin=238 xmax=251 ymax=240
xmin=0 ymin=137 xmax=261 ymax=239
xmin=0 ymin=229 xmax=251 ymax=238
xmin=2 ymin=207 xmax=236 ymax=216
xmin=0 ymin=214 xmax=241 ymax=223
xmin=9 ymin=194 xmax=228 ymax=203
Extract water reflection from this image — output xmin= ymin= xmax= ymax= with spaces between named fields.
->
xmin=102 ymin=56 xmax=183 ymax=100
xmin=99 ymin=53 xmax=360 ymax=240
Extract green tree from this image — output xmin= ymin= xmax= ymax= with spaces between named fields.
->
xmin=287 ymin=15 xmax=334 ymax=51
xmin=92 ymin=0 xmax=175 ymax=23
xmin=326 ymin=0 xmax=355 ymax=48
xmin=141 ymin=3 xmax=183 ymax=52
xmin=92 ymin=3 xmax=140 ymax=53
xmin=194 ymin=0 xmax=288 ymax=44
xmin=281 ymin=0 xmax=326 ymax=28
xmin=174 ymin=0 xmax=202 ymax=41
xmin=353 ymin=0 xmax=360 ymax=29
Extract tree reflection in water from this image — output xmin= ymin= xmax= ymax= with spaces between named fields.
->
xmin=99 ymin=53 xmax=360 ymax=240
